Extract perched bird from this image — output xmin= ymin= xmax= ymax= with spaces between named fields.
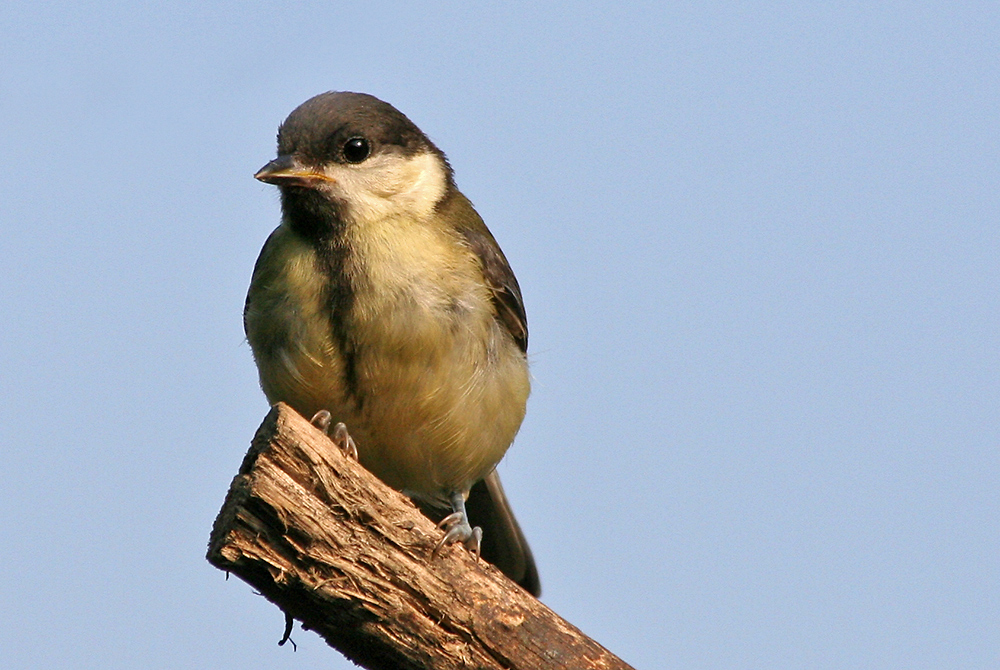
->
xmin=244 ymin=91 xmax=539 ymax=595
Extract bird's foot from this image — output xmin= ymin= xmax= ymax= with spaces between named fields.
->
xmin=331 ymin=421 xmax=358 ymax=460
xmin=310 ymin=409 xmax=332 ymax=432
xmin=432 ymin=491 xmax=482 ymax=559
xmin=309 ymin=410 xmax=358 ymax=460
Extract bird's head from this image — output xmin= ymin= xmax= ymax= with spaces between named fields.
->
xmin=255 ymin=92 xmax=453 ymax=229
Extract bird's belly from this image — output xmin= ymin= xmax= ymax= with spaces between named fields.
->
xmin=246 ymin=222 xmax=530 ymax=503
xmin=351 ymin=320 xmax=530 ymax=502
xmin=260 ymin=316 xmax=529 ymax=501
xmin=343 ymin=217 xmax=530 ymax=501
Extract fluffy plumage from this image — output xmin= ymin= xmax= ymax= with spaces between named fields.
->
xmin=244 ymin=92 xmax=539 ymax=594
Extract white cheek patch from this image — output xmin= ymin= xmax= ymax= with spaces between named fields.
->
xmin=324 ymin=151 xmax=448 ymax=223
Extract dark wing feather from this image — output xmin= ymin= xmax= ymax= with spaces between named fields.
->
xmin=444 ymin=191 xmax=528 ymax=352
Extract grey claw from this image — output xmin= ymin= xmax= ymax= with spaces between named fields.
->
xmin=309 ymin=409 xmax=332 ymax=433
xmin=469 ymin=526 xmax=483 ymax=559
xmin=310 ymin=413 xmax=358 ymax=460
xmin=437 ymin=511 xmax=464 ymax=530
xmin=331 ymin=421 xmax=358 ymax=460
xmin=433 ymin=511 xmax=482 ymax=559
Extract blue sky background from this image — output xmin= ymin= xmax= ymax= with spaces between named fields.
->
xmin=2 ymin=2 xmax=997 ymax=668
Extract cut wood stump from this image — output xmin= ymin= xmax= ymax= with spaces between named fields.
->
xmin=207 ymin=403 xmax=634 ymax=670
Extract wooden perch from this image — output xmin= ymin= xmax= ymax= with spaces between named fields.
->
xmin=207 ymin=403 xmax=634 ymax=670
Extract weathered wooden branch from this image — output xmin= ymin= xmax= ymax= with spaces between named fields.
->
xmin=207 ymin=403 xmax=634 ymax=670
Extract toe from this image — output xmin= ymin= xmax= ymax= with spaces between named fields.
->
xmin=331 ymin=422 xmax=358 ymax=460
xmin=309 ymin=409 xmax=332 ymax=433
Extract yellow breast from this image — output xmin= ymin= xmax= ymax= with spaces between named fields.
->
xmin=245 ymin=218 xmax=530 ymax=503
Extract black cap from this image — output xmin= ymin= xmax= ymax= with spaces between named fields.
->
xmin=275 ymin=92 xmax=445 ymax=168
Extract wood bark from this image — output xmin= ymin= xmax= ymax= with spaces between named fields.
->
xmin=207 ymin=403 xmax=634 ymax=670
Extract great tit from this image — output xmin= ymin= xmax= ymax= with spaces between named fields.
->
xmin=244 ymin=91 xmax=539 ymax=595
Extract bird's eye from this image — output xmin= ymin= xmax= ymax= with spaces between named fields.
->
xmin=342 ymin=137 xmax=370 ymax=163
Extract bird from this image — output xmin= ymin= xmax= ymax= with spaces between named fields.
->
xmin=244 ymin=91 xmax=540 ymax=595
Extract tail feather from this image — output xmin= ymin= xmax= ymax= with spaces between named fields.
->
xmin=465 ymin=471 xmax=541 ymax=596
